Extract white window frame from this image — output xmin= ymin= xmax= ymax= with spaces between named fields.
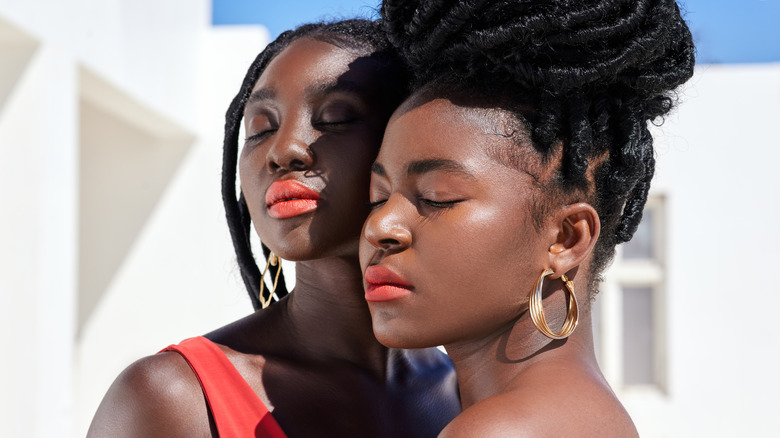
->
xmin=594 ymin=195 xmax=667 ymax=396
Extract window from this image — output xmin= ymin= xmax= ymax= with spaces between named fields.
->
xmin=593 ymin=196 xmax=666 ymax=392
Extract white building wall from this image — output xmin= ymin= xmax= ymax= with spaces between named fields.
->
xmin=0 ymin=14 xmax=80 ymax=437
xmin=0 ymin=1 xmax=269 ymax=436
xmin=620 ymin=63 xmax=780 ymax=437
xmin=1 ymin=1 xmax=779 ymax=437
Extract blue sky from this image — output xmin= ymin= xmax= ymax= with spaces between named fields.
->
xmin=212 ymin=0 xmax=780 ymax=64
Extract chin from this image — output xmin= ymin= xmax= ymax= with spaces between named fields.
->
xmin=268 ymin=246 xmax=314 ymax=262
xmin=372 ymin=321 xmax=434 ymax=350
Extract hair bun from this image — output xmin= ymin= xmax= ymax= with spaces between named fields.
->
xmin=381 ymin=0 xmax=694 ymax=99
xmin=381 ymin=1 xmax=697 ymax=290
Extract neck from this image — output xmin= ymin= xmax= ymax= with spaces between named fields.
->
xmin=279 ymin=255 xmax=393 ymax=375
xmin=445 ymin=312 xmax=595 ymax=409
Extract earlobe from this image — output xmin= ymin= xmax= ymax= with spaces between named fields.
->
xmin=547 ymin=203 xmax=600 ymax=277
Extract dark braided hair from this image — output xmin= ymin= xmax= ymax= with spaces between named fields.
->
xmin=381 ymin=0 xmax=695 ymax=295
xmin=222 ymin=19 xmax=410 ymax=310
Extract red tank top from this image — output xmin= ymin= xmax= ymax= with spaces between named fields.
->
xmin=162 ymin=337 xmax=287 ymax=438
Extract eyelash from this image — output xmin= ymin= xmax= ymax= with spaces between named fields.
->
xmin=245 ymin=129 xmax=275 ymax=144
xmin=421 ymin=199 xmax=459 ymax=209
xmin=367 ymin=198 xmax=460 ymax=210
xmin=245 ymin=118 xmax=356 ymax=144
xmin=367 ymin=200 xmax=386 ymax=209
xmin=315 ymin=119 xmax=357 ymax=131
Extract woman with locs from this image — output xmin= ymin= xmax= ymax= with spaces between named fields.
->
xmin=88 ymin=19 xmax=460 ymax=437
xmin=361 ymin=0 xmax=695 ymax=436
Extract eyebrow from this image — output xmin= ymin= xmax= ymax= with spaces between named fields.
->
xmin=304 ymin=80 xmax=366 ymax=100
xmin=371 ymin=162 xmax=387 ymax=176
xmin=246 ymin=80 xmax=366 ymax=107
xmin=371 ymin=159 xmax=476 ymax=179
xmin=246 ymin=88 xmax=274 ymax=105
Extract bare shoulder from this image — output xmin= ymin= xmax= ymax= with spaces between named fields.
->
xmin=87 ymin=351 xmax=214 ymax=437
xmin=441 ymin=375 xmax=638 ymax=438
xmin=438 ymin=393 xmax=544 ymax=438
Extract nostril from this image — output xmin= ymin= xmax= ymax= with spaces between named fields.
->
xmin=378 ymin=238 xmax=400 ymax=247
xmin=288 ymin=158 xmax=307 ymax=171
xmin=266 ymin=143 xmax=314 ymax=172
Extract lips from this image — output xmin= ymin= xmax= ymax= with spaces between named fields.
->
xmin=265 ymin=180 xmax=321 ymax=219
xmin=364 ymin=266 xmax=413 ymax=302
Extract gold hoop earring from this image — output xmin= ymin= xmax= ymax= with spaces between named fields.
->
xmin=259 ymin=253 xmax=281 ymax=309
xmin=528 ymin=268 xmax=579 ymax=340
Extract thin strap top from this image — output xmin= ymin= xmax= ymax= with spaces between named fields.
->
xmin=161 ymin=336 xmax=287 ymax=438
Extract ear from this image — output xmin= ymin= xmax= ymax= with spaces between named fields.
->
xmin=547 ymin=203 xmax=600 ymax=278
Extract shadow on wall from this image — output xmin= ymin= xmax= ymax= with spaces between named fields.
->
xmin=78 ymin=68 xmax=196 ymax=336
xmin=0 ymin=16 xmax=38 ymax=117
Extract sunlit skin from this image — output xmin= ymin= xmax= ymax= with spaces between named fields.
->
xmin=88 ymin=39 xmax=460 ymax=438
xmin=240 ymin=38 xmax=389 ymax=261
xmin=360 ymin=96 xmax=638 ymax=437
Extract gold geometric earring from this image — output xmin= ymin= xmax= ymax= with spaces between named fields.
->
xmin=528 ymin=268 xmax=579 ymax=340
xmin=258 ymin=252 xmax=282 ymax=309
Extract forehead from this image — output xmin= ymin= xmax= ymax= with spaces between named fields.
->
xmin=251 ymin=37 xmax=370 ymax=94
xmin=383 ymin=98 xmax=515 ymax=162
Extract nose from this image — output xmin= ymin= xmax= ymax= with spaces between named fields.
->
xmin=265 ymin=121 xmax=315 ymax=172
xmin=362 ymin=195 xmax=413 ymax=252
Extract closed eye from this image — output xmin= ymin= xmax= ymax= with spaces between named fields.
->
xmin=420 ymin=198 xmax=461 ymax=209
xmin=368 ymin=199 xmax=387 ymax=209
xmin=244 ymin=129 xmax=276 ymax=144
xmin=314 ymin=98 xmax=360 ymax=131
xmin=314 ymin=119 xmax=358 ymax=132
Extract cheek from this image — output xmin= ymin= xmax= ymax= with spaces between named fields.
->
xmin=238 ymin=160 xmax=249 ymax=194
xmin=237 ymin=142 xmax=264 ymax=184
xmin=358 ymin=231 xmax=372 ymax=272
xmin=238 ymin=156 xmax=259 ymax=208
xmin=421 ymin=203 xmax=533 ymax=277
xmin=324 ymin=134 xmax=378 ymax=205
xmin=415 ymin=205 xmax=540 ymax=326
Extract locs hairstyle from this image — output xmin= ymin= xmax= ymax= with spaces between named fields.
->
xmin=222 ymin=19 xmax=410 ymax=310
xmin=381 ymin=0 xmax=695 ymax=294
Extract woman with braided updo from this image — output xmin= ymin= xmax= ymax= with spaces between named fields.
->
xmin=361 ymin=0 xmax=695 ymax=436
xmin=89 ymin=19 xmax=460 ymax=437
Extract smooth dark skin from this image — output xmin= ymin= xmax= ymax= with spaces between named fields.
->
xmin=88 ymin=39 xmax=460 ymax=437
xmin=361 ymin=97 xmax=638 ymax=437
